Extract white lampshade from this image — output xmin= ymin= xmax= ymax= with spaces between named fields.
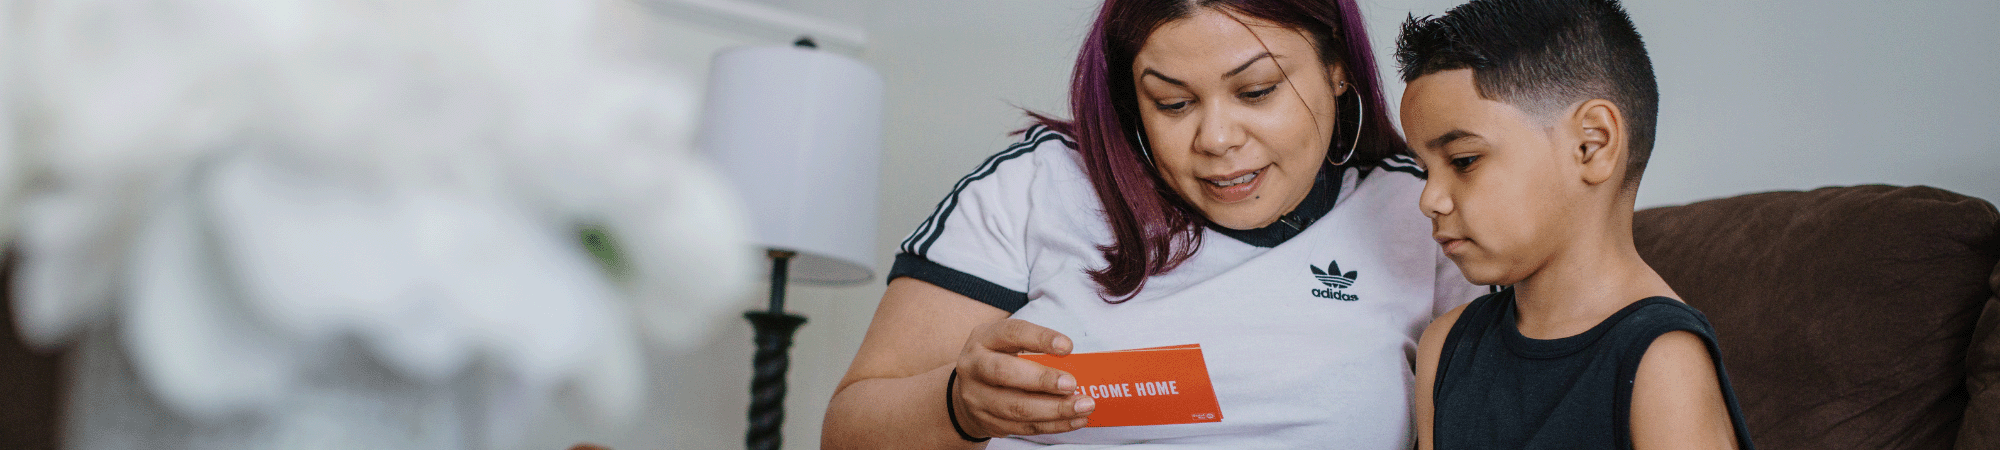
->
xmin=698 ymin=44 xmax=884 ymax=285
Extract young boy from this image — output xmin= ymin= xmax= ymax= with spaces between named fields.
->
xmin=1394 ymin=0 xmax=1755 ymax=449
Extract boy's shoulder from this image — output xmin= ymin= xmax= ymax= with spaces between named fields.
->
xmin=1416 ymin=289 xmax=1509 ymax=370
xmin=1418 ymin=300 xmax=1472 ymax=358
xmin=1601 ymin=297 xmax=1718 ymax=349
xmin=1428 ymin=288 xmax=1509 ymax=336
xmin=1431 ymin=293 xmax=1718 ymax=359
xmin=1602 ymin=298 xmax=1729 ymax=370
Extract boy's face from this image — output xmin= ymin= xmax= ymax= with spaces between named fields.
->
xmin=1400 ymin=69 xmax=1582 ymax=286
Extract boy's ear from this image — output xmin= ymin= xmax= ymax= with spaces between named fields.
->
xmin=1571 ymin=99 xmax=1623 ymax=186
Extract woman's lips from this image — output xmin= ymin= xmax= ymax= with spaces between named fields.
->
xmin=1203 ymin=167 xmax=1265 ymax=203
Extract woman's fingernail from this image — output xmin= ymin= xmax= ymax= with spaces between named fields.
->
xmin=1052 ymin=336 xmax=1072 ymax=353
xmin=1057 ymin=374 xmax=1076 ymax=392
xmin=1071 ymin=417 xmax=1089 ymax=428
xmin=1075 ymin=397 xmax=1095 ymax=413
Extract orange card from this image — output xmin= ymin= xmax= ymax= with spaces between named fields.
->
xmin=1020 ymin=344 xmax=1222 ymax=427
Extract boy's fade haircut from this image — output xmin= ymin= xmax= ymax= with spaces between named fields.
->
xmin=1394 ymin=0 xmax=1659 ymax=189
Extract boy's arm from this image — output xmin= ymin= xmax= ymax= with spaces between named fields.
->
xmin=1413 ymin=303 xmax=1468 ymax=450
xmin=1629 ymin=331 xmax=1741 ymax=450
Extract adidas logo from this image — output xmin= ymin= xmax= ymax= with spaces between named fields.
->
xmin=1308 ymin=259 xmax=1360 ymax=301
xmin=1310 ymin=259 xmax=1358 ymax=288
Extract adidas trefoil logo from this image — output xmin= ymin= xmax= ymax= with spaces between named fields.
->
xmin=1309 ymin=259 xmax=1360 ymax=301
xmin=1310 ymin=259 xmax=1358 ymax=288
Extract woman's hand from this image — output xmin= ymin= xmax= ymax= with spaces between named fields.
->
xmin=951 ymin=319 xmax=1096 ymax=438
xmin=825 ymin=279 xmax=1087 ymax=449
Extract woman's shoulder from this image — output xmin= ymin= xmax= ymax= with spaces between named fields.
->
xmin=896 ymin=124 xmax=1096 ymax=255
xmin=1328 ymin=154 xmax=1440 ymax=221
xmin=1006 ymin=123 xmax=1080 ymax=159
xmin=960 ymin=123 xmax=1084 ymax=183
xmin=892 ymin=124 xmax=1095 ymax=307
xmin=1012 ymin=122 xmax=1074 ymax=145
xmin=1372 ymin=153 xmax=1428 ymax=180
xmin=1019 ymin=124 xmax=1085 ymax=172
xmin=1352 ymin=153 xmax=1427 ymax=190
xmin=926 ymin=124 xmax=1084 ymax=195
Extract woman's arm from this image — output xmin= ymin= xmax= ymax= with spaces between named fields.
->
xmin=1628 ymin=331 xmax=1740 ymax=450
xmin=822 ymin=278 xmax=1094 ymax=449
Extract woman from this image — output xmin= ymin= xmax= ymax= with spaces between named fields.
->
xmin=823 ymin=0 xmax=1482 ymax=447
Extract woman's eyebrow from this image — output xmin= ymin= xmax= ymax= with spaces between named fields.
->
xmin=1139 ymin=52 xmax=1276 ymax=87
xmin=1140 ymin=68 xmax=1187 ymax=87
xmin=1223 ymin=52 xmax=1273 ymax=77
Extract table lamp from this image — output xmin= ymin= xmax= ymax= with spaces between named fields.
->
xmin=697 ymin=38 xmax=883 ymax=450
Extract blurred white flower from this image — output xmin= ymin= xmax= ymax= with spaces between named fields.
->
xmin=3 ymin=0 xmax=756 ymax=448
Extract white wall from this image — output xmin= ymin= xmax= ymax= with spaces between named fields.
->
xmin=1361 ymin=0 xmax=2000 ymax=207
xmin=571 ymin=0 xmax=1998 ymax=448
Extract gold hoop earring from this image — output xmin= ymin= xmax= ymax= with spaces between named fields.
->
xmin=1328 ymin=81 xmax=1364 ymax=166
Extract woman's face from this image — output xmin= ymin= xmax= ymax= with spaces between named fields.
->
xmin=1131 ymin=8 xmax=1346 ymax=230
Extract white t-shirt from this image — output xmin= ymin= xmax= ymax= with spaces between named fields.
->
xmin=892 ymin=125 xmax=1485 ymax=449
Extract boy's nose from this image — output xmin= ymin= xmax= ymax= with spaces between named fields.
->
xmin=1420 ymin=180 xmax=1453 ymax=219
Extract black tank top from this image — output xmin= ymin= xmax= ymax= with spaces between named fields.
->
xmin=1433 ymin=289 xmax=1755 ymax=449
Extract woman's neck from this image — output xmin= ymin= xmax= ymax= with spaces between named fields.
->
xmin=1206 ymin=161 xmax=1344 ymax=248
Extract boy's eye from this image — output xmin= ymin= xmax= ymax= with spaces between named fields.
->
xmin=1449 ymin=155 xmax=1481 ymax=171
xmin=1240 ymin=84 xmax=1277 ymax=100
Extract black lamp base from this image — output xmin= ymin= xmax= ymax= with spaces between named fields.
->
xmin=744 ymin=310 xmax=806 ymax=450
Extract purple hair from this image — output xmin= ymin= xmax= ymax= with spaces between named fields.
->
xmin=1033 ymin=0 xmax=1406 ymax=301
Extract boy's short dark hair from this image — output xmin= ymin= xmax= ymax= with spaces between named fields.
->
xmin=1395 ymin=0 xmax=1659 ymax=189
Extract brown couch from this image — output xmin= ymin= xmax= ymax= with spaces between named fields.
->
xmin=1635 ymin=185 xmax=2000 ymax=450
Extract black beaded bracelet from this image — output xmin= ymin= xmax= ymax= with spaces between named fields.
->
xmin=945 ymin=368 xmax=991 ymax=443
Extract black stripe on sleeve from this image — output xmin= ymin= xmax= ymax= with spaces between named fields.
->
xmin=901 ymin=126 xmax=1070 ymax=256
xmin=1379 ymin=165 xmax=1428 ymax=179
xmin=900 ymin=126 xmax=1058 ymax=252
xmin=1381 ymin=154 xmax=1428 ymax=178
xmin=888 ymin=253 xmax=1031 ymax=313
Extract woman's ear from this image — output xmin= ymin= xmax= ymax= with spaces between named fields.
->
xmin=1326 ymin=62 xmax=1349 ymax=96
xmin=1572 ymin=99 xmax=1624 ymax=186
